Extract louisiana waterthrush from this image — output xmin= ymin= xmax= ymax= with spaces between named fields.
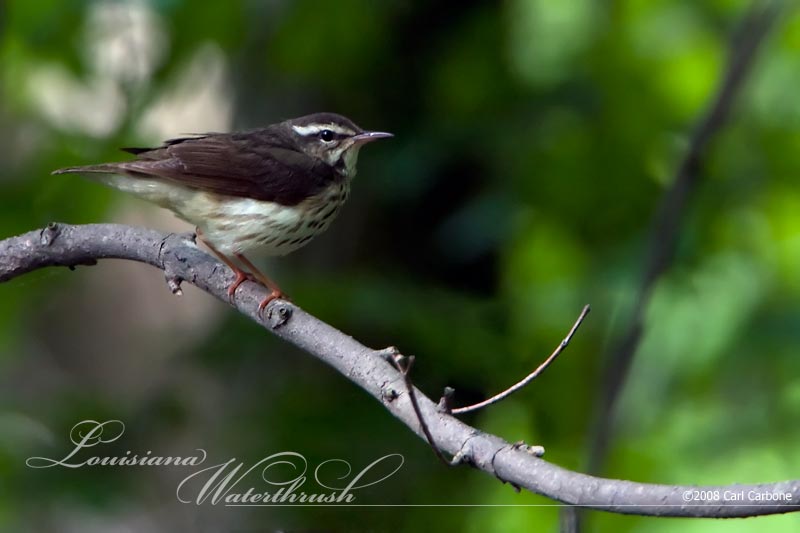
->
xmin=53 ymin=112 xmax=392 ymax=311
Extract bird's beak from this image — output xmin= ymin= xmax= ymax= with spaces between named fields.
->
xmin=351 ymin=131 xmax=393 ymax=145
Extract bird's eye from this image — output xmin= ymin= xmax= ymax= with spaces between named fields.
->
xmin=319 ymin=129 xmax=335 ymax=142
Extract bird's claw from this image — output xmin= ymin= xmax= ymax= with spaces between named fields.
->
xmin=257 ymin=290 xmax=289 ymax=320
xmin=227 ymin=271 xmax=258 ymax=304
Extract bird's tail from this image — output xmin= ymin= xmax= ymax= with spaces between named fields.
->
xmin=51 ymin=161 xmax=178 ymax=208
xmin=51 ymin=163 xmax=125 ymax=176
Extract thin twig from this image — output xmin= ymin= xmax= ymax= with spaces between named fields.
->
xmin=386 ymin=353 xmax=453 ymax=466
xmin=452 ymin=305 xmax=591 ymax=415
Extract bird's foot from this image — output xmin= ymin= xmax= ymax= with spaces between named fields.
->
xmin=227 ymin=270 xmax=259 ymax=303
xmin=258 ymin=289 xmax=290 ymax=319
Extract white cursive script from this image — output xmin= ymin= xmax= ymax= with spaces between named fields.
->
xmin=26 ymin=420 xmax=207 ymax=468
xmin=176 ymin=452 xmax=405 ymax=505
xmin=26 ymin=419 xmax=404 ymax=505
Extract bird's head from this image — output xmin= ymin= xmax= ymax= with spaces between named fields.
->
xmin=285 ymin=113 xmax=392 ymax=177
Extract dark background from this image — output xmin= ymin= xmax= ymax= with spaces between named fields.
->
xmin=1 ymin=0 xmax=799 ymax=531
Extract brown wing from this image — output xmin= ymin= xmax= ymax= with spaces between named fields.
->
xmin=120 ymin=129 xmax=337 ymax=206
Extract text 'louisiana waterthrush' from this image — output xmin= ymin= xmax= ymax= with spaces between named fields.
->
xmin=53 ymin=112 xmax=392 ymax=311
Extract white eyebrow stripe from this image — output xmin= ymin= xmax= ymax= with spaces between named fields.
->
xmin=291 ymin=123 xmax=355 ymax=137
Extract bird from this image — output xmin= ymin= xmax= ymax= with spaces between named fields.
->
xmin=53 ymin=112 xmax=392 ymax=312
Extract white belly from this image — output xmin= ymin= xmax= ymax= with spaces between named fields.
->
xmin=197 ymin=182 xmax=350 ymax=256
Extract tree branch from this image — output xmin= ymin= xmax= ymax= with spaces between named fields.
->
xmin=587 ymin=1 xmax=781 ymax=475
xmin=1 ymin=223 xmax=798 ymax=517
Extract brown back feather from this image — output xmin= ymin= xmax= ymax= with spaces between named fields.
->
xmin=118 ymin=128 xmax=339 ymax=206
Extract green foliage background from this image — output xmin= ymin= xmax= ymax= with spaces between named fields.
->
xmin=1 ymin=0 xmax=799 ymax=531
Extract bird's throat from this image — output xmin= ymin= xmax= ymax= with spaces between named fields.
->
xmin=339 ymin=147 xmax=361 ymax=178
